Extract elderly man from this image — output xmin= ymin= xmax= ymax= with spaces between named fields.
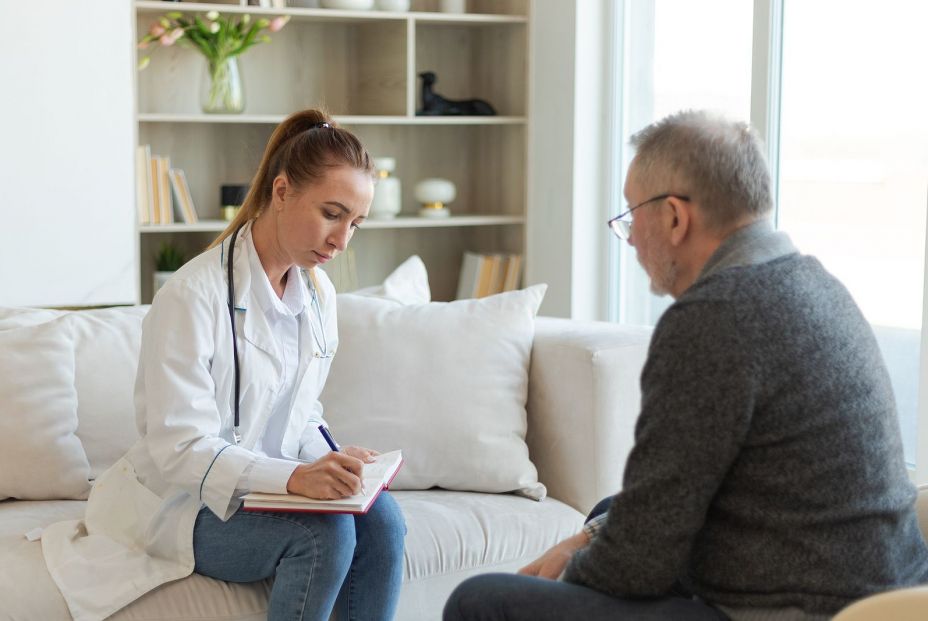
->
xmin=443 ymin=110 xmax=928 ymax=621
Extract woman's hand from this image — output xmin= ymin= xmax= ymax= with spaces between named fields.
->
xmin=342 ymin=445 xmax=378 ymax=463
xmin=286 ymin=452 xmax=364 ymax=499
xmin=517 ymin=531 xmax=590 ymax=580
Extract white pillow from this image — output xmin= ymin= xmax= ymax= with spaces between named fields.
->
xmin=69 ymin=307 xmax=147 ymax=478
xmin=322 ymin=258 xmax=548 ymax=499
xmin=349 ymin=255 xmax=431 ymax=304
xmin=0 ymin=306 xmax=64 ymax=331
xmin=0 ymin=318 xmax=92 ymax=500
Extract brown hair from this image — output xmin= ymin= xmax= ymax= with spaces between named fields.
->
xmin=209 ymin=108 xmax=375 ymax=249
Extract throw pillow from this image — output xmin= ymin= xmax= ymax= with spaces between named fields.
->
xmin=321 ymin=258 xmax=547 ymax=499
xmin=0 ymin=318 xmax=92 ymax=500
xmin=69 ymin=307 xmax=148 ymax=478
xmin=0 ymin=307 xmax=63 ymax=331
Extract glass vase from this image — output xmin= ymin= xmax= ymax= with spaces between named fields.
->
xmin=200 ymin=57 xmax=244 ymax=114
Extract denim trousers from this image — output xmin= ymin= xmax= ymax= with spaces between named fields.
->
xmin=193 ymin=491 xmax=406 ymax=621
xmin=442 ymin=497 xmax=729 ymax=621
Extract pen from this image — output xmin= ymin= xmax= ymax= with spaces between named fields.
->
xmin=318 ymin=424 xmax=340 ymax=452
xmin=318 ymin=425 xmax=367 ymax=495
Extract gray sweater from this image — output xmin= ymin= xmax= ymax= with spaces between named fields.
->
xmin=563 ymin=220 xmax=928 ymax=615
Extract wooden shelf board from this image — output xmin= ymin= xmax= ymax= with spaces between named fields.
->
xmin=139 ymin=215 xmax=524 ymax=233
xmin=138 ymin=113 xmax=526 ymax=125
xmin=134 ymin=2 xmax=526 ymax=25
xmin=361 ymin=215 xmax=525 ymax=229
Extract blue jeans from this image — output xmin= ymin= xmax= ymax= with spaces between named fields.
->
xmin=193 ymin=491 xmax=406 ymax=621
xmin=443 ymin=496 xmax=728 ymax=621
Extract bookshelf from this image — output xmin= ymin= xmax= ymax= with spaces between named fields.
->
xmin=133 ymin=0 xmax=529 ymax=302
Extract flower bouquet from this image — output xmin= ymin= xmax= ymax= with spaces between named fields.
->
xmin=138 ymin=10 xmax=290 ymax=114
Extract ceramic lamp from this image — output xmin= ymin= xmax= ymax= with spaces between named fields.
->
xmin=414 ymin=178 xmax=455 ymax=218
xmin=369 ymin=157 xmax=401 ymax=219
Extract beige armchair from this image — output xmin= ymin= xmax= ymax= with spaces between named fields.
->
xmin=832 ymin=485 xmax=928 ymax=620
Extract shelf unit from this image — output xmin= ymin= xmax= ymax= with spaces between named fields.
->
xmin=134 ymin=0 xmax=529 ymax=302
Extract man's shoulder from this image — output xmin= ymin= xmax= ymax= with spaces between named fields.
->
xmin=691 ymin=252 xmax=811 ymax=297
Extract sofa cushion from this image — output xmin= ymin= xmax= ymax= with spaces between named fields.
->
xmin=397 ymin=490 xmax=583 ymax=580
xmin=1 ymin=492 xmax=583 ymax=621
xmin=0 ymin=499 xmax=270 ymax=621
xmin=323 ymin=257 xmax=548 ymax=499
xmin=0 ymin=319 xmax=92 ymax=500
xmin=392 ymin=490 xmax=584 ymax=620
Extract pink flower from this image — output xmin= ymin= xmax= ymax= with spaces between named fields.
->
xmin=149 ymin=23 xmax=165 ymax=37
xmin=169 ymin=28 xmax=184 ymax=42
xmin=159 ymin=33 xmax=175 ymax=46
xmin=268 ymin=16 xmax=290 ymax=32
xmin=138 ymin=40 xmax=149 ymax=50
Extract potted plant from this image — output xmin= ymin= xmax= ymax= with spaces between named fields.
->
xmin=153 ymin=241 xmax=186 ymax=295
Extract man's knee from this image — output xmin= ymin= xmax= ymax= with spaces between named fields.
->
xmin=587 ymin=496 xmax=614 ymax=522
xmin=443 ymin=574 xmax=509 ymax=621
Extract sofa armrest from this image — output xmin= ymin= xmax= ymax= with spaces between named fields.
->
xmin=526 ymin=317 xmax=652 ymax=514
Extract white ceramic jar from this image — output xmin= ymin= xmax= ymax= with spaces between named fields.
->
xmin=370 ymin=157 xmax=402 ymax=219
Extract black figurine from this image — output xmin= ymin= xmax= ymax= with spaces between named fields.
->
xmin=417 ymin=71 xmax=497 ymax=116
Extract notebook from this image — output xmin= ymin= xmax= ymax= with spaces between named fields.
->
xmin=242 ymin=450 xmax=403 ymax=514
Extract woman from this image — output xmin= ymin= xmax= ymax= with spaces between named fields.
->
xmin=43 ymin=110 xmax=406 ymax=621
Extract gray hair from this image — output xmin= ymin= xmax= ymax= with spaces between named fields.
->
xmin=629 ymin=110 xmax=773 ymax=229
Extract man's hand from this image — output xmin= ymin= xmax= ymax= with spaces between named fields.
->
xmin=342 ymin=445 xmax=378 ymax=463
xmin=286 ymin=452 xmax=364 ymax=499
xmin=517 ymin=531 xmax=590 ymax=580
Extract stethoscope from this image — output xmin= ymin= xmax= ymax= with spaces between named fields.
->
xmin=226 ymin=221 xmax=330 ymax=444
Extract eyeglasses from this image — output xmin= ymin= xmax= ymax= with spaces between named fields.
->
xmin=607 ymin=193 xmax=691 ymax=240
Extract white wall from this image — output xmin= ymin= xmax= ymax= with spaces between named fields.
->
xmin=527 ymin=0 xmax=614 ymax=320
xmin=0 ymin=1 xmax=136 ymax=307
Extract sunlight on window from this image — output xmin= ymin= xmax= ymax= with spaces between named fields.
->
xmin=778 ymin=0 xmax=928 ymax=465
xmin=652 ymin=0 xmax=752 ymax=121
xmin=620 ymin=0 xmax=753 ymax=325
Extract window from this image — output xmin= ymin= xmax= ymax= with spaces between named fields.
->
xmin=611 ymin=0 xmax=928 ymax=477
xmin=777 ymin=0 xmax=928 ymax=469
xmin=615 ymin=0 xmax=754 ymax=325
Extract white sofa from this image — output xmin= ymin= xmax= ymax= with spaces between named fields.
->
xmin=0 ymin=305 xmax=652 ymax=621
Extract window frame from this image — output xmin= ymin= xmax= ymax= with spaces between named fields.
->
xmin=608 ymin=0 xmax=928 ymax=482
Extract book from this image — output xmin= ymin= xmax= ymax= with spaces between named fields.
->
xmin=157 ymin=156 xmax=173 ymax=225
xmin=502 ymin=254 xmax=522 ymax=291
xmin=456 ymin=252 xmax=525 ymax=299
xmin=242 ymin=450 xmax=404 ymax=514
xmin=168 ymin=168 xmax=199 ymax=224
xmin=135 ymin=145 xmax=153 ymax=225
xmin=456 ymin=251 xmax=484 ymax=299
xmin=487 ymin=254 xmax=509 ymax=296
xmin=475 ymin=254 xmax=498 ymax=298
xmin=149 ymin=154 xmax=161 ymax=224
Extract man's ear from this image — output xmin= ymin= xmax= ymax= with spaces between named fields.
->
xmin=667 ymin=196 xmax=690 ymax=247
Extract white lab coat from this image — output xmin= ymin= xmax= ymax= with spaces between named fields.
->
xmin=42 ymin=222 xmax=339 ymax=621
